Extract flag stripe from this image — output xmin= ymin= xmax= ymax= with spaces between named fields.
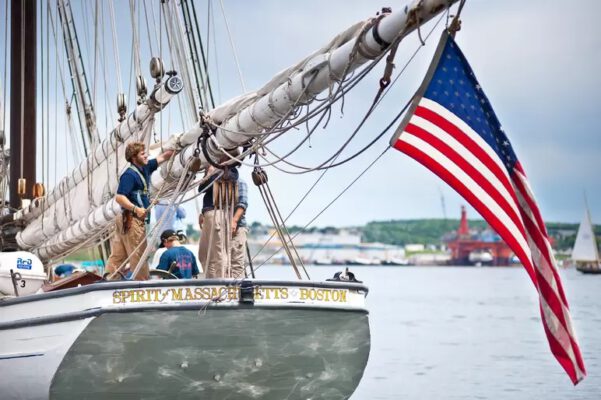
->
xmin=417 ymin=99 xmax=517 ymax=202
xmin=513 ymin=164 xmax=552 ymax=237
xmin=513 ymin=171 xmax=569 ymax=303
xmin=404 ymin=121 xmax=525 ymax=237
xmin=409 ymin=111 xmax=523 ymax=219
xmin=394 ymin=138 xmax=536 ymax=272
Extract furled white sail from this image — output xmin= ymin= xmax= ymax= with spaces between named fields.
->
xmin=571 ymin=207 xmax=599 ymax=262
xmin=14 ymin=79 xmax=183 ymax=261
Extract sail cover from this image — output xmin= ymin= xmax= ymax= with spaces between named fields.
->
xmin=572 ymin=208 xmax=599 ymax=262
xmin=390 ymin=30 xmax=586 ymax=384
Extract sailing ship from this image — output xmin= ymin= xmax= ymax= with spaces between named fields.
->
xmin=571 ymin=200 xmax=601 ymax=274
xmin=0 ymin=0 xmax=460 ymax=398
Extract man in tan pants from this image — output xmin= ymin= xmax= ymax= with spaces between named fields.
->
xmin=198 ymin=163 xmax=248 ymax=279
xmin=106 ymin=141 xmax=173 ymax=280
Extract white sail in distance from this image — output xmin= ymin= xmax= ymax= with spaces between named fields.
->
xmin=571 ymin=207 xmax=599 ymax=262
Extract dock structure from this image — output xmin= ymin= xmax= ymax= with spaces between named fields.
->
xmin=446 ymin=206 xmax=514 ymax=266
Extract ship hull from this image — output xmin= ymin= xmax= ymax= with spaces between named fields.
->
xmin=0 ymin=279 xmax=370 ymax=400
xmin=575 ymin=266 xmax=601 ymax=274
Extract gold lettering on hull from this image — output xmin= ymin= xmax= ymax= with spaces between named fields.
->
xmin=111 ymin=286 xmax=349 ymax=305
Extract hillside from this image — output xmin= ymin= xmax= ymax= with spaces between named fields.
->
xmin=360 ymin=219 xmax=599 ymax=251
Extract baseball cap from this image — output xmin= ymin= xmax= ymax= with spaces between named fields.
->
xmin=159 ymin=229 xmax=179 ymax=248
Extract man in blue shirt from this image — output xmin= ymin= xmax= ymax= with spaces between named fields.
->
xmin=157 ymin=229 xmax=199 ymax=279
xmin=106 ymin=141 xmax=173 ymax=280
xmin=154 ymin=203 xmax=187 ymax=233
xmin=198 ymin=161 xmax=249 ymax=279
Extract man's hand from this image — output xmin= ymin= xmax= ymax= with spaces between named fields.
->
xmin=134 ymin=207 xmax=147 ymax=219
xmin=198 ymin=213 xmax=204 ymax=229
xmin=156 ymin=149 xmax=174 ymax=164
xmin=231 ymin=219 xmax=238 ymax=235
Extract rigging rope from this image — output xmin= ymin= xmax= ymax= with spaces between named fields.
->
xmin=254 ymin=146 xmax=390 ymax=271
xmin=218 ymin=0 xmax=246 ymax=92
xmin=108 ymin=0 xmax=123 ymax=95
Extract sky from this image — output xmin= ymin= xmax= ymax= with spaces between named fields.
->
xmin=1 ymin=0 xmax=600 ymax=229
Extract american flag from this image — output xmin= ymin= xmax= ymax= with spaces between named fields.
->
xmin=390 ymin=31 xmax=585 ymax=384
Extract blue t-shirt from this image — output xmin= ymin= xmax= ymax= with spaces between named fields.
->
xmin=117 ymin=159 xmax=158 ymax=209
xmin=157 ymin=246 xmax=199 ymax=279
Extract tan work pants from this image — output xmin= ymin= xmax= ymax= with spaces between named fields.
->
xmin=106 ymin=214 xmax=149 ymax=280
xmin=199 ymin=210 xmax=247 ymax=279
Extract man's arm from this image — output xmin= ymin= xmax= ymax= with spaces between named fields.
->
xmin=156 ymin=149 xmax=174 ymax=164
xmin=115 ymin=194 xmax=147 ymax=220
xmin=231 ymin=179 xmax=248 ymax=234
xmin=231 ymin=207 xmax=245 ymax=235
xmin=157 ymin=252 xmax=170 ymax=271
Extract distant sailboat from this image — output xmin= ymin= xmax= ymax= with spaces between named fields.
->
xmin=571 ymin=200 xmax=601 ymax=274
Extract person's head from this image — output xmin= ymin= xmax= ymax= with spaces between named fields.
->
xmin=159 ymin=229 xmax=180 ymax=249
xmin=125 ymin=141 xmax=148 ymax=166
xmin=219 ymin=147 xmax=241 ymax=167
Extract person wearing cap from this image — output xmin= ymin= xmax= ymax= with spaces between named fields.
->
xmin=198 ymin=152 xmax=248 ymax=279
xmin=156 ymin=229 xmax=199 ymax=279
xmin=106 ymin=141 xmax=174 ymax=280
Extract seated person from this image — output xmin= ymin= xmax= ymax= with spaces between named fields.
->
xmin=156 ymin=230 xmax=199 ymax=279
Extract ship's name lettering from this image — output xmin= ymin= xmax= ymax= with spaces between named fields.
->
xmin=298 ymin=288 xmax=347 ymax=303
xmin=112 ymin=286 xmax=348 ymax=304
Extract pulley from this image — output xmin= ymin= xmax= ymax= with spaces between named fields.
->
xmin=32 ymin=183 xmax=45 ymax=199
xmin=150 ymin=57 xmax=165 ymax=82
xmin=251 ymin=168 xmax=269 ymax=186
xmin=17 ymin=178 xmax=26 ymax=197
xmin=117 ymin=93 xmax=127 ymax=122
xmin=136 ymin=75 xmax=148 ymax=103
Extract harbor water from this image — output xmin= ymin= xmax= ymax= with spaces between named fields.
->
xmin=264 ymin=265 xmax=600 ymax=399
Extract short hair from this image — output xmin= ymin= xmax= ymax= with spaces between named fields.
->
xmin=125 ymin=141 xmax=146 ymax=162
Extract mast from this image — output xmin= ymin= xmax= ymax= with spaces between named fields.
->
xmin=9 ymin=0 xmax=36 ymax=209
